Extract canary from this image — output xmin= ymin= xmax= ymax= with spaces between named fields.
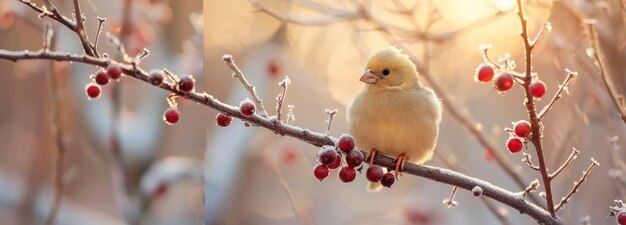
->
xmin=347 ymin=47 xmax=442 ymax=191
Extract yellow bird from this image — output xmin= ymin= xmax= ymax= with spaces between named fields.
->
xmin=347 ymin=46 xmax=442 ymax=191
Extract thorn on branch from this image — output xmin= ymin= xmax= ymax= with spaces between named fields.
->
xmin=324 ymin=109 xmax=337 ymax=134
xmin=221 ymin=54 xmax=268 ymax=117
xmin=443 ymin=186 xmax=459 ymax=208
xmin=276 ymin=76 xmax=291 ymax=121
xmin=549 ymin=148 xmax=580 ymax=180
xmin=555 ymin=158 xmax=599 ymax=212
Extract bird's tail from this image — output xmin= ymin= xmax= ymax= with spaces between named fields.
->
xmin=367 ymin=182 xmax=383 ymax=192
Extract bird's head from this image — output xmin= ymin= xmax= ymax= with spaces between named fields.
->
xmin=360 ymin=46 xmax=419 ymax=89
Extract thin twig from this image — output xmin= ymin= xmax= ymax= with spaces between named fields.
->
xmin=276 ymin=76 xmax=291 ymax=121
xmin=522 ymin=179 xmax=540 ymax=197
xmin=522 ymin=153 xmax=540 ymax=171
xmin=537 ymin=70 xmax=577 ymax=120
xmin=71 ymin=0 xmax=97 ymax=57
xmin=324 ymin=109 xmax=337 ymax=134
xmin=43 ymin=28 xmax=66 ymax=225
xmin=554 ymin=159 xmax=599 ymax=212
xmin=222 ymin=54 xmax=268 ymax=117
xmin=586 ymin=21 xmax=626 ymax=125
xmin=549 ymin=148 xmax=580 ymax=180
xmin=271 ymin=163 xmax=309 ymax=225
xmin=93 ymin=17 xmax=106 ymax=50
xmin=435 ymin=151 xmax=513 ymax=225
xmin=515 ymin=0 xmax=556 ymax=216
xmin=443 ymin=186 xmax=459 ymax=208
xmin=0 ymin=49 xmax=562 ymax=225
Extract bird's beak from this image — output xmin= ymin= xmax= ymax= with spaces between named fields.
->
xmin=359 ymin=69 xmax=380 ymax=84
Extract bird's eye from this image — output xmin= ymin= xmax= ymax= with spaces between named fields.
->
xmin=382 ymin=69 xmax=390 ymax=76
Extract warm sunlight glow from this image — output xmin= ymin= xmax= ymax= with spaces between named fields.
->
xmin=494 ymin=0 xmax=517 ymax=11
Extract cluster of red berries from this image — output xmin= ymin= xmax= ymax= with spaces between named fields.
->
xmin=474 ymin=63 xmax=547 ymax=98
xmin=161 ymin=75 xmax=196 ymax=125
xmin=214 ymin=99 xmax=256 ymax=127
xmin=85 ymin=64 xmax=122 ymax=99
xmin=505 ymin=120 xmax=532 ymax=153
xmin=313 ymin=134 xmax=396 ymax=188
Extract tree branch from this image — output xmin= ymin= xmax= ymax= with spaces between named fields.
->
xmin=515 ymin=0 xmax=556 ymax=216
xmin=549 ymin=148 xmax=580 ymax=180
xmin=0 ymin=49 xmax=561 ymax=225
xmin=586 ymin=21 xmax=626 ymax=125
xmin=537 ymin=70 xmax=577 ymax=120
xmin=222 ymin=54 xmax=268 ymax=117
xmin=554 ymin=159 xmax=599 ymax=212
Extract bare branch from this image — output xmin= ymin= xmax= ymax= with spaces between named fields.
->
xmin=522 ymin=179 xmax=540 ymax=197
xmin=516 ymin=0 xmax=556 ymax=215
xmin=554 ymin=159 xmax=600 ymax=212
xmin=522 ymin=153 xmax=540 ymax=171
xmin=71 ymin=0 xmax=97 ymax=56
xmin=18 ymin=0 xmax=76 ymax=31
xmin=324 ymin=109 xmax=337 ymax=134
xmin=276 ymin=76 xmax=291 ymax=121
xmin=549 ymin=148 xmax=580 ymax=180
xmin=93 ymin=17 xmax=106 ymax=50
xmin=586 ymin=21 xmax=626 ymax=125
xmin=222 ymin=54 xmax=268 ymax=117
xmin=538 ymin=70 xmax=577 ymax=120
xmin=443 ymin=186 xmax=459 ymax=208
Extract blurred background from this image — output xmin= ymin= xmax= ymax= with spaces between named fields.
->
xmin=0 ymin=0 xmax=203 ymax=224
xmin=1 ymin=0 xmax=626 ymax=225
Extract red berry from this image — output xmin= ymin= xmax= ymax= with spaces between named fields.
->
xmin=475 ymin=63 xmax=494 ymax=82
xmin=163 ymin=108 xmax=179 ymax=125
xmin=472 ymin=186 xmax=483 ymax=197
xmin=345 ymin=150 xmax=364 ymax=168
xmin=216 ymin=113 xmax=232 ymax=127
xmin=149 ymin=69 xmax=164 ymax=86
xmin=513 ymin=120 xmax=532 ymax=138
xmin=326 ymin=155 xmax=341 ymax=169
xmin=338 ymin=134 xmax=355 ymax=152
xmin=317 ymin=146 xmax=338 ymax=166
xmin=313 ymin=164 xmax=329 ymax=181
xmin=85 ymin=83 xmax=101 ymax=99
xmin=338 ymin=166 xmax=356 ymax=183
xmin=267 ymin=60 xmax=280 ymax=78
xmin=506 ymin=137 xmax=523 ymax=153
xmin=94 ymin=70 xmax=109 ymax=85
xmin=529 ymin=80 xmax=546 ymax=98
xmin=152 ymin=183 xmax=168 ymax=198
xmin=618 ymin=211 xmax=626 ymax=225
xmin=366 ymin=165 xmax=384 ymax=182
xmin=240 ymin=100 xmax=256 ymax=117
xmin=106 ymin=64 xmax=122 ymax=80
xmin=381 ymin=172 xmax=395 ymax=188
xmin=495 ymin=72 xmax=514 ymax=91
xmin=178 ymin=75 xmax=195 ymax=93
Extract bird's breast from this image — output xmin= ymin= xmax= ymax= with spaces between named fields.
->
xmin=347 ymin=88 xmax=441 ymax=164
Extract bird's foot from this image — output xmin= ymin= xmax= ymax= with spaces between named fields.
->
xmin=394 ymin=154 xmax=407 ymax=178
xmin=367 ymin=149 xmax=378 ymax=166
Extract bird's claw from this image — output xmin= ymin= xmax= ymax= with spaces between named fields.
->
xmin=394 ymin=154 xmax=407 ymax=178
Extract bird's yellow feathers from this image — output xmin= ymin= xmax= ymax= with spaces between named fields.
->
xmin=365 ymin=46 xmax=419 ymax=89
